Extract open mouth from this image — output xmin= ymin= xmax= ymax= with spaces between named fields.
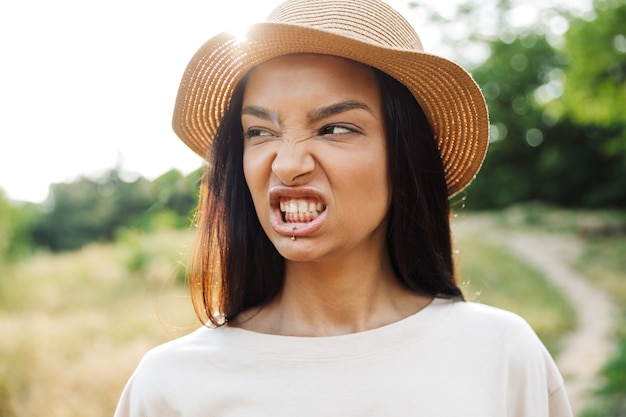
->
xmin=279 ymin=198 xmax=326 ymax=223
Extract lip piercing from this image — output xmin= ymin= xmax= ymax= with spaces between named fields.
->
xmin=292 ymin=225 xmax=297 ymax=230
xmin=291 ymin=236 xmax=296 ymax=241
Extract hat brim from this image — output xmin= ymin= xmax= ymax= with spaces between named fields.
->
xmin=172 ymin=22 xmax=489 ymax=196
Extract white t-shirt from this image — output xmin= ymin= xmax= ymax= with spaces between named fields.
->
xmin=114 ymin=298 xmax=573 ymax=416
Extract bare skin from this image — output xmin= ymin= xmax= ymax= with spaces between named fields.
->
xmin=234 ymin=249 xmax=431 ymax=337
xmin=234 ymin=54 xmax=431 ymax=337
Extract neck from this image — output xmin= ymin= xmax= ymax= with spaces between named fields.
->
xmin=233 ymin=254 xmax=432 ymax=336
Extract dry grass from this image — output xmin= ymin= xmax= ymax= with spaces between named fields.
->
xmin=0 ymin=229 xmax=198 ymax=417
xmin=576 ymin=237 xmax=626 ymax=307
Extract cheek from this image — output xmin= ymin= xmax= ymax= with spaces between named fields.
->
xmin=366 ymin=169 xmax=392 ymax=211
xmin=243 ymin=149 xmax=274 ymax=216
xmin=334 ymin=150 xmax=391 ymax=207
xmin=243 ymin=149 xmax=263 ymax=186
xmin=363 ymin=145 xmax=390 ymax=186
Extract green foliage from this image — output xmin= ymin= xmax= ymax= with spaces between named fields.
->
xmin=151 ymin=168 xmax=201 ymax=219
xmin=465 ymin=26 xmax=626 ymax=208
xmin=560 ymin=1 xmax=626 ymax=130
xmin=32 ymin=170 xmax=153 ymax=251
xmin=466 ymin=35 xmax=560 ymax=207
xmin=580 ymin=334 xmax=626 ymax=417
xmin=467 ymin=119 xmax=626 ymax=208
xmin=581 ymin=331 xmax=626 ymax=417
xmin=0 ymin=189 xmax=37 ymax=267
xmin=114 ymin=228 xmax=191 ymax=285
xmin=416 ymin=0 xmax=626 ymax=209
xmin=575 ymin=226 xmax=626 ymax=417
xmin=30 ymin=168 xmax=201 ymax=252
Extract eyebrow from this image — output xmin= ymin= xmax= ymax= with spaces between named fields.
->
xmin=307 ymin=100 xmax=373 ymax=123
xmin=241 ymin=105 xmax=278 ymax=122
xmin=240 ymin=100 xmax=373 ymax=125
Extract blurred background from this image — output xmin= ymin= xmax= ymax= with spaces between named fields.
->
xmin=0 ymin=0 xmax=624 ymax=416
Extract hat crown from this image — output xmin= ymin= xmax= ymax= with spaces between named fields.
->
xmin=267 ymin=0 xmax=424 ymax=51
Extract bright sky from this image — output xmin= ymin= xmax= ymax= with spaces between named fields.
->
xmin=0 ymin=0 xmax=591 ymax=203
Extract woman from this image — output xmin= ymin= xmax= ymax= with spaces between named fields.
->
xmin=115 ymin=0 xmax=573 ymax=415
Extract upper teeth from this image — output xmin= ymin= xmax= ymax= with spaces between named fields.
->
xmin=280 ymin=198 xmax=325 ymax=222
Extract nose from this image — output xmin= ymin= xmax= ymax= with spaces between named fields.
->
xmin=271 ymin=141 xmax=315 ymax=185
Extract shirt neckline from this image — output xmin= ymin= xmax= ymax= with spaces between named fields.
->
xmin=216 ymin=297 xmax=457 ymax=360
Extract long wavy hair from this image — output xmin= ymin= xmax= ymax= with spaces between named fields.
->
xmin=189 ymin=66 xmax=462 ymax=327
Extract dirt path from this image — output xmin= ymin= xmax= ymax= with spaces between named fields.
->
xmin=454 ymin=218 xmax=618 ymax=415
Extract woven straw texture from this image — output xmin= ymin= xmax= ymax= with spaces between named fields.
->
xmin=172 ymin=0 xmax=489 ymax=196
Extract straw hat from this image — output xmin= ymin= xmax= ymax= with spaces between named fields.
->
xmin=172 ymin=0 xmax=489 ymax=196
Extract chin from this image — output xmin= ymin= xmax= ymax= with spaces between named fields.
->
xmin=272 ymin=239 xmax=328 ymax=263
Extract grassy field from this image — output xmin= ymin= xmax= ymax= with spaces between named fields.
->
xmin=0 ymin=229 xmax=199 ymax=417
xmin=574 ymin=230 xmax=626 ymax=417
xmin=0 ymin=209 xmax=612 ymax=416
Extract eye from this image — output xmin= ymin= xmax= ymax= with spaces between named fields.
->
xmin=244 ymin=128 xmax=274 ymax=140
xmin=320 ymin=125 xmax=354 ymax=135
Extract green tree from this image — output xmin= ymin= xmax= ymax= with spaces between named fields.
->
xmin=409 ymin=0 xmax=626 ymax=208
xmin=30 ymin=167 xmax=202 ymax=251
xmin=0 ymin=189 xmax=36 ymax=265
xmin=32 ymin=169 xmax=154 ymax=251
xmin=464 ymin=35 xmax=564 ymax=208
xmin=559 ymin=1 xmax=626 ymax=131
xmin=446 ymin=2 xmax=626 ymax=208
xmin=148 ymin=167 xmax=201 ymax=227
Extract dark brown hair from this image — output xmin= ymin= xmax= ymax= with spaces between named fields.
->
xmin=189 ymin=67 xmax=462 ymax=327
xmin=375 ymin=69 xmax=462 ymax=300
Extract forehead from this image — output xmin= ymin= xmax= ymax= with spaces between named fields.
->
xmin=242 ymin=54 xmax=381 ymax=108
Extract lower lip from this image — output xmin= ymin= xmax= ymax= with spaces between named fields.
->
xmin=270 ymin=208 xmax=326 ymax=238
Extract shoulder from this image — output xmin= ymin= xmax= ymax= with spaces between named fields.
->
xmin=447 ymin=300 xmax=565 ymax=389
xmin=429 ymin=300 xmax=571 ymax=415
xmin=123 ymin=325 xmax=232 ymax=393
xmin=136 ymin=326 xmax=221 ymax=372
xmin=116 ymin=326 xmax=230 ymax=412
xmin=115 ymin=327 xmax=216 ymax=416
xmin=440 ymin=300 xmax=554 ymax=371
xmin=446 ymin=300 xmax=539 ymax=342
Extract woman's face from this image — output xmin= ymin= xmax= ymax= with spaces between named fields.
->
xmin=242 ymin=54 xmax=390 ymax=263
